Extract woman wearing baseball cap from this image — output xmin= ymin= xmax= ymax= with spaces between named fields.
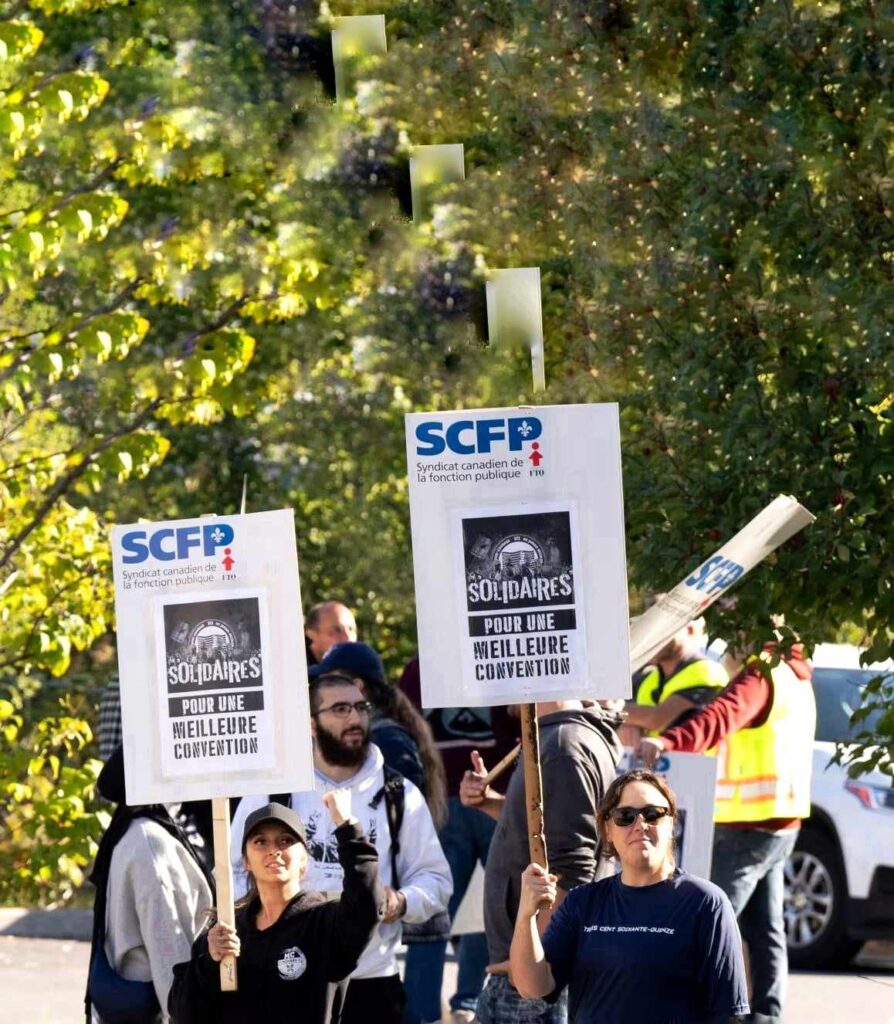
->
xmin=169 ymin=790 xmax=382 ymax=1022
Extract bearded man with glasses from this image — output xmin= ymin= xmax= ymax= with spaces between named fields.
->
xmin=230 ymin=670 xmax=452 ymax=1024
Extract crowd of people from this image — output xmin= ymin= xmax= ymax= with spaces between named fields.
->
xmin=88 ymin=600 xmax=816 ymax=1024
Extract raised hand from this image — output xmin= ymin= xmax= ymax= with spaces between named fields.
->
xmin=323 ymin=787 xmax=353 ymax=826
xmin=460 ymin=748 xmax=490 ymax=807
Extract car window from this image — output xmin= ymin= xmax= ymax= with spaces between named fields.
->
xmin=812 ymin=667 xmax=889 ymax=742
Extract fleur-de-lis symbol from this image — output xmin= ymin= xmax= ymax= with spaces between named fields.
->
xmin=210 ymin=527 xmax=225 ymax=543
xmin=517 ymin=420 xmax=534 ymax=438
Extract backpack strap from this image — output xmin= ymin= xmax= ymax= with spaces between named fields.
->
xmin=370 ymin=765 xmax=405 ymax=889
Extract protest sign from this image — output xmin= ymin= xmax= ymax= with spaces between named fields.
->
xmin=406 ymin=404 xmax=630 ymax=707
xmin=628 ymin=494 xmax=815 ymax=673
xmin=619 ymin=750 xmax=718 ymax=879
xmin=112 ymin=509 xmax=313 ymax=805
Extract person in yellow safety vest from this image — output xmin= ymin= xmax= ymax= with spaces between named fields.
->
xmin=638 ymin=642 xmax=816 ymax=1024
xmin=622 ymin=618 xmax=728 ymax=743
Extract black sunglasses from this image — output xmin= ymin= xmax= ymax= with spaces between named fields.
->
xmin=608 ymin=804 xmax=672 ymax=827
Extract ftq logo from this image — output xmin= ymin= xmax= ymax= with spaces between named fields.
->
xmin=685 ymin=555 xmax=744 ymax=600
xmin=120 ymin=522 xmax=235 ymax=564
xmin=415 ymin=416 xmax=542 ymax=456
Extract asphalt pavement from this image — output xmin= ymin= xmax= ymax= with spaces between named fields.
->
xmin=2 ymin=935 xmax=894 ymax=1023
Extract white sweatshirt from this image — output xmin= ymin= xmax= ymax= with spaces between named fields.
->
xmin=230 ymin=744 xmax=452 ymax=979
xmin=103 ymin=818 xmax=213 ymax=1021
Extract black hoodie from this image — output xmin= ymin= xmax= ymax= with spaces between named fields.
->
xmin=483 ymin=707 xmax=623 ymax=963
xmin=169 ymin=821 xmax=382 ymax=1024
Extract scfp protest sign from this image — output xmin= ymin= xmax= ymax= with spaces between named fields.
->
xmin=628 ymin=494 xmax=815 ymax=673
xmin=406 ymin=404 xmax=630 ymax=707
xmin=112 ymin=509 xmax=314 ymax=804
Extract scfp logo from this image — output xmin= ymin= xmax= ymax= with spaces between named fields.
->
xmin=685 ymin=555 xmax=744 ymax=599
xmin=416 ymin=416 xmax=542 ymax=456
xmin=121 ymin=523 xmax=235 ymax=564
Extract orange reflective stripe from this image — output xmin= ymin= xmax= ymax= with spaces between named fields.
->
xmin=716 ymin=773 xmax=778 ymax=787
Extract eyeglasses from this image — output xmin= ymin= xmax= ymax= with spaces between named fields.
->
xmin=312 ymin=700 xmax=372 ymax=719
xmin=608 ymin=804 xmax=672 ymax=827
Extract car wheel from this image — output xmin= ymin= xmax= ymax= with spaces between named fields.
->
xmin=784 ymin=826 xmax=863 ymax=969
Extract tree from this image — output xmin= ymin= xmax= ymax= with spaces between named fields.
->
xmin=6 ymin=0 xmax=894 ymax=905
xmin=307 ymin=0 xmax=894 ymax=772
xmin=0 ymin=0 xmax=344 ymax=903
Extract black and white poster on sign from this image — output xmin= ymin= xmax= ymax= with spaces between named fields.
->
xmin=455 ymin=504 xmax=587 ymax=697
xmin=463 ymin=510 xmax=575 ymax=613
xmin=155 ymin=589 xmax=275 ymax=779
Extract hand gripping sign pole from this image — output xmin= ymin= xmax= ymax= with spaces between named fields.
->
xmin=212 ymin=797 xmax=238 ymax=990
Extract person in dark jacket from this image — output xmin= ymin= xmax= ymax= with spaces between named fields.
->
xmin=461 ymin=701 xmax=624 ymax=1024
xmin=169 ymin=793 xmax=382 ymax=1024
xmin=86 ymin=747 xmax=214 ymax=1024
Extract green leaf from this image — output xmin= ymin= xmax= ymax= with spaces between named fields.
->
xmin=0 ymin=21 xmax=44 ymax=63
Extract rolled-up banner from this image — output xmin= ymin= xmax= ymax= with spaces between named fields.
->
xmin=629 ymin=494 xmax=815 ymax=672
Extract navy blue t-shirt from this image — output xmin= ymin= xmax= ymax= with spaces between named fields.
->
xmin=541 ymin=870 xmax=749 ymax=1024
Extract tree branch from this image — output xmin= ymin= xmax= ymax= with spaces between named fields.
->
xmin=0 ymin=398 xmax=163 ymax=574
xmin=0 ymin=445 xmax=78 ymax=477
xmin=0 ymin=279 xmax=140 ymax=385
xmin=0 ymin=568 xmax=99 ymax=673
xmin=0 ymin=158 xmax=124 ymax=231
xmin=180 ymin=296 xmax=250 ymax=354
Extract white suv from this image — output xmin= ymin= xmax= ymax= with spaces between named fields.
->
xmin=784 ymin=643 xmax=894 ymax=967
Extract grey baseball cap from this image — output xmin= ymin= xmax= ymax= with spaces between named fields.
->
xmin=241 ymin=802 xmax=307 ymax=851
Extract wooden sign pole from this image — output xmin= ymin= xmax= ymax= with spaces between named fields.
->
xmin=204 ymin=504 xmax=241 ymax=991
xmin=523 ymin=290 xmax=549 ymax=871
xmin=521 ymin=703 xmax=548 ymax=870
xmin=480 ymin=743 xmax=519 ymax=788
xmin=484 ymin=273 xmax=549 ymax=872
xmin=212 ymin=797 xmax=238 ymax=990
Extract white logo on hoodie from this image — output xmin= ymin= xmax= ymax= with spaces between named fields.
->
xmin=277 ymin=946 xmax=306 ymax=981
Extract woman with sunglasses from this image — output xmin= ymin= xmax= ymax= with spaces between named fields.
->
xmin=509 ymin=769 xmax=749 ymax=1023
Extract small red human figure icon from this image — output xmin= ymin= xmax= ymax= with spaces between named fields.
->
xmin=528 ymin=442 xmax=544 ymax=468
xmin=222 ymin=547 xmax=235 ymax=572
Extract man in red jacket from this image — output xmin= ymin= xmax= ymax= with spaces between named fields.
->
xmin=639 ymin=643 xmax=816 ymax=1024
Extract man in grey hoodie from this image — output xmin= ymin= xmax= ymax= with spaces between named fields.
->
xmin=460 ymin=700 xmax=623 ymax=1024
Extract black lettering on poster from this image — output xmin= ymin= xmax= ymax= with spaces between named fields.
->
xmin=463 ymin=511 xmax=574 ymax=613
xmin=168 ymin=689 xmax=265 ymax=718
xmin=467 ymin=608 xmax=577 ymax=637
xmin=163 ymin=597 xmax=264 ymax=696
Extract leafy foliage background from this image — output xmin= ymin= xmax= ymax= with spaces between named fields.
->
xmin=2 ymin=0 xmax=892 ymax=903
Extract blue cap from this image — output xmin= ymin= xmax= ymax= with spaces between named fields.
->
xmin=309 ymin=641 xmax=387 ymax=686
